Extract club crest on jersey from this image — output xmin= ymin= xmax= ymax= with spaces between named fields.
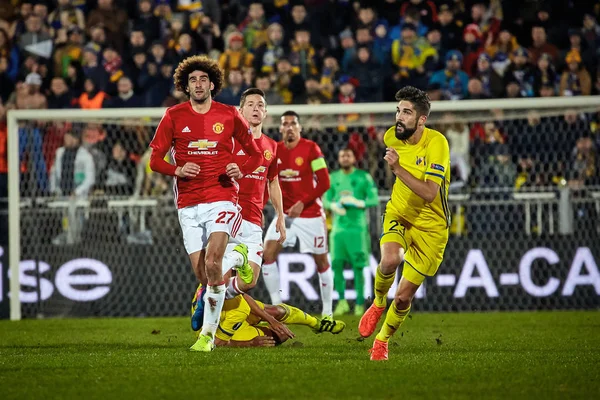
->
xmin=280 ymin=169 xmax=299 ymax=178
xmin=213 ymin=122 xmax=224 ymax=134
xmin=416 ymin=156 xmax=426 ymax=166
xmin=188 ymin=140 xmax=217 ymax=149
xmin=264 ymin=150 xmax=273 ymax=161
xmin=295 ymin=157 xmax=304 ymax=166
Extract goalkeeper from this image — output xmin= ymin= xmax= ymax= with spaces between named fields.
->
xmin=323 ymin=148 xmax=379 ymax=316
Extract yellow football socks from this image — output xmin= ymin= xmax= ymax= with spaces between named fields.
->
xmin=280 ymin=304 xmax=319 ymax=329
xmin=375 ymin=302 xmax=411 ymax=342
xmin=373 ymin=267 xmax=396 ymax=308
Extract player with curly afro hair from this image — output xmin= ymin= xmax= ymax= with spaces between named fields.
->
xmin=173 ymin=55 xmax=225 ymax=103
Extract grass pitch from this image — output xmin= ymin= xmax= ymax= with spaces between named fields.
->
xmin=1 ymin=311 xmax=599 ymax=399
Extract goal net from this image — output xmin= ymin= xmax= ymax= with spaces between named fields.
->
xmin=5 ymin=97 xmax=600 ymax=320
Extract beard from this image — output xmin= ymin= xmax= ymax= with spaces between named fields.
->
xmin=190 ymin=89 xmax=210 ymax=104
xmin=395 ymin=121 xmax=417 ymax=141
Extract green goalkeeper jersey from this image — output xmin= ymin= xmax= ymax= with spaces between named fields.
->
xmin=323 ymin=168 xmax=379 ymax=232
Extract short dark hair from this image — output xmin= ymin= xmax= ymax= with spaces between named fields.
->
xmin=281 ymin=110 xmax=300 ymax=122
xmin=395 ymin=86 xmax=431 ymax=117
xmin=240 ymin=88 xmax=266 ymax=107
xmin=339 ymin=147 xmax=355 ymax=156
xmin=173 ymin=55 xmax=224 ymax=97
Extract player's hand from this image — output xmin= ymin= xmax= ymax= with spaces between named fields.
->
xmin=226 ymin=163 xmax=243 ymax=179
xmin=384 ymin=148 xmax=400 ymax=173
xmin=331 ymin=202 xmax=346 ymax=216
xmin=286 ymin=201 xmax=304 ymax=218
xmin=250 ymin=335 xmax=277 ymax=347
xmin=275 ymin=215 xmax=287 ymax=244
xmin=176 ymin=162 xmax=200 ymax=178
xmin=267 ymin=318 xmax=295 ymax=340
xmin=340 ymin=196 xmax=365 ymax=209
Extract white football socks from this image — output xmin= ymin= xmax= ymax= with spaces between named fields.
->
xmin=319 ymin=268 xmax=333 ymax=317
xmin=200 ymin=283 xmax=226 ymax=339
xmin=222 ymin=251 xmax=243 ymax=275
xmin=262 ymin=262 xmax=281 ymax=304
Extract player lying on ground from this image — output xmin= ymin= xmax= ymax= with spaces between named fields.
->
xmin=358 ymin=86 xmax=451 ymax=361
xmin=192 ymin=288 xmax=346 ymax=349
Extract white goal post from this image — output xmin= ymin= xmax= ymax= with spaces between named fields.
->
xmin=7 ymin=95 xmax=600 ymax=320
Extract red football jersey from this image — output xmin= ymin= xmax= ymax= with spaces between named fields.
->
xmin=277 ymin=138 xmax=326 ymax=218
xmin=150 ymin=101 xmax=262 ymax=209
xmin=234 ymin=134 xmax=278 ymax=227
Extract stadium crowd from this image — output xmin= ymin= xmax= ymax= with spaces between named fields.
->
xmin=0 ymin=0 xmax=599 ymax=201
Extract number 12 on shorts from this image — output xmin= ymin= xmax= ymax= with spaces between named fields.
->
xmin=216 ymin=211 xmax=236 ymax=224
xmin=314 ymin=236 xmax=325 ymax=248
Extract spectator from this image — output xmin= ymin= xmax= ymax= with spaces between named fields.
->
xmin=145 ymin=62 xmax=175 ymax=107
xmin=436 ymin=4 xmax=461 ymax=52
xmin=391 ymin=24 xmax=435 ymax=89
xmin=215 ymin=69 xmax=247 ymax=106
xmin=503 ymin=47 xmax=536 ymax=97
xmin=581 ymin=13 xmax=600 ymax=50
xmin=296 ymin=75 xmax=329 ymax=105
xmin=82 ymin=44 xmax=108 ymax=91
xmin=53 ymin=26 xmax=84 ymax=78
xmin=474 ymin=53 xmax=503 ymax=98
xmin=194 ymin=15 xmax=224 ymax=55
xmin=0 ymin=56 xmax=15 ymax=103
xmin=254 ymin=72 xmax=283 ymax=105
xmin=254 ymin=22 xmax=286 ymax=74
xmin=86 ymin=0 xmax=128 ymax=52
xmin=559 ymin=50 xmax=591 ymax=96
xmin=568 ymin=137 xmax=598 ymax=187
xmin=100 ymin=47 xmax=125 ymax=95
xmin=462 ymin=23 xmax=484 ymax=76
xmin=78 ymin=78 xmax=106 ymax=109
xmin=238 ymin=1 xmax=268 ymax=51
xmin=10 ymin=1 xmax=33 ymax=39
xmin=49 ymin=129 xmax=95 ymax=198
xmin=533 ymin=53 xmax=558 ymax=96
xmin=320 ymin=54 xmax=341 ymax=101
xmin=349 ymin=46 xmax=383 ymax=102
xmin=101 ymin=141 xmax=136 ymax=196
xmin=539 ymin=82 xmax=556 ymax=97
xmin=486 ymin=28 xmax=520 ymax=77
xmin=47 ymin=0 xmax=85 ymax=32
xmin=8 ymin=72 xmax=47 ymax=109
xmin=65 ymin=60 xmax=85 ymax=96
xmin=429 ymin=50 xmax=469 ymax=100
xmin=528 ymin=25 xmax=559 ymax=65
xmin=0 ymin=28 xmax=19 ymax=81
xmin=218 ymin=31 xmax=254 ymax=78
xmin=399 ymin=0 xmax=438 ymax=29
xmin=467 ymin=77 xmax=488 ymax=99
xmin=288 ymin=26 xmax=318 ymax=79
xmin=273 ymin=57 xmax=304 ymax=104
xmin=47 ymin=77 xmax=75 ymax=109
xmin=134 ymin=0 xmax=161 ymax=43
xmin=561 ymin=29 xmax=595 ymax=75
xmin=102 ymin=76 xmax=143 ymax=108
xmin=18 ymin=14 xmax=52 ymax=59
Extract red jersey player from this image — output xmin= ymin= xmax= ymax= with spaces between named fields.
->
xmin=224 ymin=88 xmax=286 ymax=297
xmin=148 ymin=56 xmax=263 ymax=352
xmin=262 ymin=111 xmax=334 ymax=317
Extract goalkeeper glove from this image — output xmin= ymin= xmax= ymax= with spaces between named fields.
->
xmin=340 ymin=196 xmax=366 ymax=209
xmin=330 ymin=202 xmax=347 ymax=216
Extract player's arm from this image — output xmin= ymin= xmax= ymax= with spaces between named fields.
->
xmin=322 ymin=173 xmax=336 ymax=209
xmin=384 ymin=137 xmax=449 ymax=203
xmin=243 ymin=294 xmax=295 ymax=340
xmin=363 ymin=172 xmax=380 ymax=208
xmin=217 ymin=336 xmax=277 ymax=347
xmin=232 ymin=108 xmax=263 ymax=175
xmin=300 ymin=145 xmax=331 ymax=205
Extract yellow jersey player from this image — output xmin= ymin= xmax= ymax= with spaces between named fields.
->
xmin=358 ymin=86 xmax=450 ymax=361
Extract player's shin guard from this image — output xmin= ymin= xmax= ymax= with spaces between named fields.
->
xmin=375 ymin=302 xmax=411 ymax=342
xmin=262 ymin=262 xmax=281 ymax=304
xmin=318 ymin=267 xmax=333 ymax=317
xmin=374 ymin=267 xmax=396 ymax=308
xmin=280 ymin=304 xmax=319 ymax=329
xmin=353 ymin=266 xmax=366 ymax=306
xmin=200 ymin=283 xmax=226 ymax=339
xmin=332 ymin=260 xmax=346 ymax=300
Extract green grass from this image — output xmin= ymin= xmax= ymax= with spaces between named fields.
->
xmin=1 ymin=311 xmax=599 ymax=399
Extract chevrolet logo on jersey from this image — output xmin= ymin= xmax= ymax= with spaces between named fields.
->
xmin=253 ymin=166 xmax=267 ymax=174
xmin=280 ymin=169 xmax=300 ymax=178
xmin=188 ymin=140 xmax=218 ymax=149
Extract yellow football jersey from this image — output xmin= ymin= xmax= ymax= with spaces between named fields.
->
xmin=384 ymin=125 xmax=451 ymax=231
